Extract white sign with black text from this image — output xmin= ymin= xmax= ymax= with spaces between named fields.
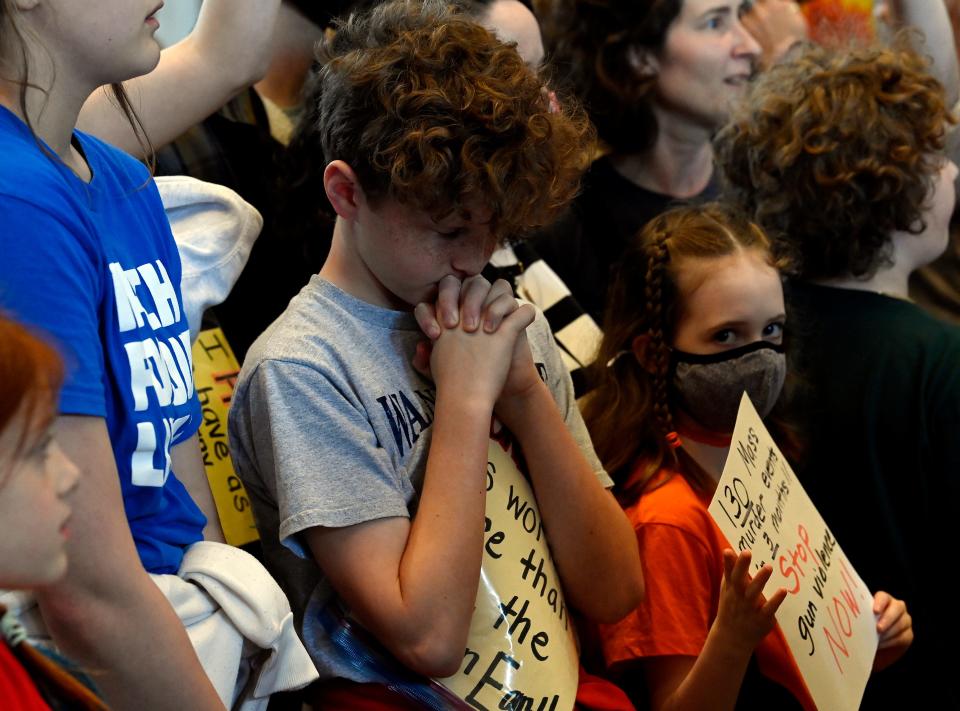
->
xmin=708 ymin=394 xmax=877 ymax=711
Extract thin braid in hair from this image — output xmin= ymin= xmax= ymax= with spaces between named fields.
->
xmin=643 ymin=216 xmax=678 ymax=465
xmin=586 ymin=203 xmax=781 ymax=501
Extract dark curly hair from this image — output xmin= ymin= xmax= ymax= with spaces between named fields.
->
xmin=715 ymin=41 xmax=953 ymax=281
xmin=536 ymin=0 xmax=681 ymax=154
xmin=285 ymin=0 xmax=594 ymax=241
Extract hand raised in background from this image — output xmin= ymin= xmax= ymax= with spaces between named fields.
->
xmin=741 ymin=0 xmax=808 ymax=69
xmin=714 ymin=548 xmax=788 ymax=654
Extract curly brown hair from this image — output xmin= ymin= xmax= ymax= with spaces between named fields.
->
xmin=582 ymin=203 xmax=779 ymax=503
xmin=535 ymin=0 xmax=681 ymax=154
xmin=287 ymin=0 xmax=594 ymax=240
xmin=715 ymin=41 xmax=953 ymax=281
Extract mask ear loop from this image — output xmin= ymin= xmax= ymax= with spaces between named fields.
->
xmin=605 ymin=350 xmax=630 ymax=368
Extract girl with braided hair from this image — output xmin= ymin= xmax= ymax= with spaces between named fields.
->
xmin=581 ymin=203 xmax=912 ymax=711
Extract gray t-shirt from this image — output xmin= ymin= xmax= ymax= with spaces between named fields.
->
xmin=228 ymin=276 xmax=610 ymax=681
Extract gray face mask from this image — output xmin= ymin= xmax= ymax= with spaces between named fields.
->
xmin=670 ymin=341 xmax=787 ymax=433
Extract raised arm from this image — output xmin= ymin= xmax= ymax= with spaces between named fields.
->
xmin=887 ymin=0 xmax=959 ymax=106
xmin=36 ymin=416 xmax=224 ymax=711
xmin=740 ymin=0 xmax=809 ymax=70
xmin=77 ymin=0 xmax=281 ymax=156
xmin=642 ymin=551 xmax=786 ymax=711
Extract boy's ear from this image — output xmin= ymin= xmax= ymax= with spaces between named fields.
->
xmin=631 ymin=334 xmax=658 ymax=373
xmin=626 ymin=46 xmax=658 ymax=79
xmin=323 ymin=160 xmax=364 ymax=220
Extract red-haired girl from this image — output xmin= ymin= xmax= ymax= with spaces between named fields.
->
xmin=583 ymin=204 xmax=912 ymax=711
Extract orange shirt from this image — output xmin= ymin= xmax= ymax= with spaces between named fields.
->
xmin=599 ymin=470 xmax=816 ymax=711
xmin=0 ymin=641 xmax=51 ymax=711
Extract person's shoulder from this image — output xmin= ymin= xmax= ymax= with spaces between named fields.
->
xmin=523 ymin=300 xmax=551 ymax=340
xmin=860 ymin=294 xmax=960 ymax=364
xmin=244 ymin=292 xmax=338 ymax=369
xmin=0 ymin=141 xmax=95 ymax=254
xmin=904 ymin=300 xmax=960 ymax=343
xmin=73 ymin=129 xmax=153 ymax=186
xmin=0 ymin=122 xmax=153 ymax=224
xmin=633 ymin=471 xmax=715 ymax=533
xmin=904 ymin=304 xmax=960 ymax=391
xmin=582 ymin=156 xmax=622 ymax=192
xmin=527 ymin=158 xmax=625 ymax=255
xmin=621 ymin=471 xmax=723 ymax=566
xmin=0 ymin=115 xmax=74 ymax=201
xmin=240 ymin=278 xmax=386 ymax=380
xmin=792 ymin=283 xmax=955 ymax=339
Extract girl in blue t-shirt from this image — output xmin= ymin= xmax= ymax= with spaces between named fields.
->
xmin=0 ymin=1 xmax=223 ymax=707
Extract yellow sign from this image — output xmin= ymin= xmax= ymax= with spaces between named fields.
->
xmin=435 ymin=426 xmax=580 ymax=711
xmin=191 ymin=328 xmax=259 ymax=547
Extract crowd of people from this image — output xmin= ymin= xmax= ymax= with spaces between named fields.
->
xmin=0 ymin=0 xmax=957 ymax=709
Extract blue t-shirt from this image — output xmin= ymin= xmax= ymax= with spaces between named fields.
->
xmin=0 ymin=106 xmax=206 ymax=574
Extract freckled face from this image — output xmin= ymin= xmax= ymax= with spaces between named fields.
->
xmin=350 ymin=197 xmax=498 ymax=310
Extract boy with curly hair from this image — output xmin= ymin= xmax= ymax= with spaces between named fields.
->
xmin=228 ymin=0 xmax=644 ymax=706
xmin=716 ymin=42 xmax=960 ymax=708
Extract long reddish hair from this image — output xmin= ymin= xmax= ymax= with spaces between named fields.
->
xmin=582 ymin=204 xmax=782 ymax=504
xmin=0 ymin=316 xmax=63 ymax=467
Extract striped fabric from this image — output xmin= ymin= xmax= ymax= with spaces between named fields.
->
xmin=486 ymin=241 xmax=602 ymax=397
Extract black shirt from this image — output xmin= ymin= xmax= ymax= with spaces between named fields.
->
xmin=157 ymin=89 xmax=328 ymax=363
xmin=531 ymin=156 xmax=718 ymax=323
xmin=787 ymin=281 xmax=960 ymax=708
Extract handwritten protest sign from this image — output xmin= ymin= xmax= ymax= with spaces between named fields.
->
xmin=192 ymin=328 xmax=258 ymax=547
xmin=435 ymin=424 xmax=580 ymax=711
xmin=708 ymin=394 xmax=877 ymax=711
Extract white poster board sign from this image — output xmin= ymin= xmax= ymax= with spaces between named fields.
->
xmin=708 ymin=394 xmax=878 ymax=711
xmin=435 ymin=428 xmax=580 ymax=711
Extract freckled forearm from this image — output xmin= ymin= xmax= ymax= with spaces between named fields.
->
xmin=394 ymin=393 xmax=491 ymax=650
xmin=498 ymin=382 xmax=644 ymax=620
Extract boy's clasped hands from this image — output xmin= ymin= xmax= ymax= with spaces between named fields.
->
xmin=413 ymin=275 xmax=542 ymax=427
